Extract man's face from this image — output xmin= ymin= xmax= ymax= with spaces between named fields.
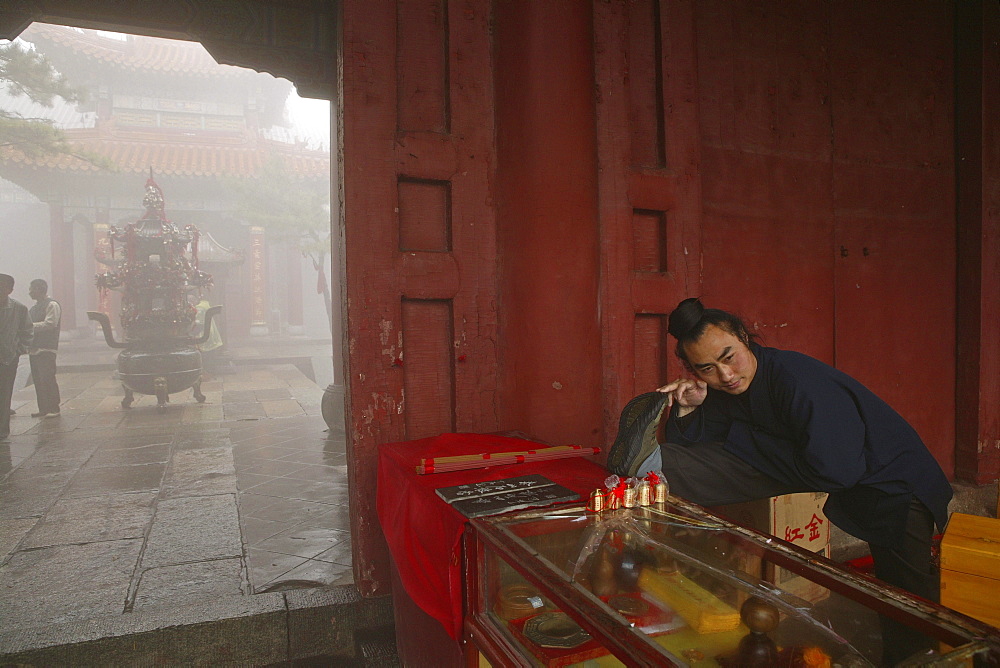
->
xmin=683 ymin=324 xmax=758 ymax=395
xmin=28 ymin=283 xmax=44 ymax=300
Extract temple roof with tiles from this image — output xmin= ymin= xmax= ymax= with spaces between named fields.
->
xmin=1 ymin=128 xmax=329 ymax=180
xmin=1 ymin=23 xmax=329 ymax=197
xmin=20 ymin=22 xmax=259 ymax=80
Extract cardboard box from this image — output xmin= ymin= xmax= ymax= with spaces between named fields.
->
xmin=711 ymin=492 xmax=831 ymax=602
xmin=940 ymin=512 xmax=1000 ymax=628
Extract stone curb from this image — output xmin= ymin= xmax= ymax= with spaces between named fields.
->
xmin=0 ymin=585 xmax=393 ymax=666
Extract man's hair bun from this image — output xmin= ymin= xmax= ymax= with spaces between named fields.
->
xmin=667 ymin=297 xmax=757 ymax=366
xmin=667 ymin=297 xmax=705 ymax=340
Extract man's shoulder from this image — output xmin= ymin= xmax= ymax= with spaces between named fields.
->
xmin=9 ymin=298 xmax=28 ymax=312
xmin=754 ymin=344 xmax=836 ymax=380
xmin=755 ymin=342 xmax=821 ymax=362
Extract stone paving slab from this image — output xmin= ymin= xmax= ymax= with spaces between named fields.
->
xmin=134 ymin=558 xmax=246 ymax=609
xmin=0 ymin=517 xmax=36 ymax=557
xmin=20 ymin=491 xmax=157 ymax=548
xmin=0 ymin=538 xmax=144 ymax=627
xmin=0 ymin=591 xmax=289 ymax=660
xmin=142 ymin=494 xmax=243 ymax=568
xmin=63 ymin=461 xmax=168 ymax=497
xmin=88 ymin=441 xmax=172 ymax=467
xmin=160 ymin=448 xmax=238 ymax=498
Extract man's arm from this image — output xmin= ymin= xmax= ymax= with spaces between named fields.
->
xmin=18 ymin=305 xmax=33 ymax=353
xmin=34 ymin=301 xmax=61 ymax=332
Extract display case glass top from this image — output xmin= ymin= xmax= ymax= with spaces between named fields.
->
xmin=467 ymin=498 xmax=1000 ymax=667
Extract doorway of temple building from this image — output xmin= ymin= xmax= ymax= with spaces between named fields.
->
xmin=0 ymin=20 xmax=353 ymax=618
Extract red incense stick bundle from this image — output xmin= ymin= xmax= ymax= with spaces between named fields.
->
xmin=415 ymin=444 xmax=600 ymax=475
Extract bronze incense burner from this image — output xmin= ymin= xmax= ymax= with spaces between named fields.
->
xmin=89 ymin=173 xmax=221 ymax=410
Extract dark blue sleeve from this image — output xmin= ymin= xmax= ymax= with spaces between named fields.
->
xmin=663 ymin=397 xmax=732 ymax=445
xmin=727 ymin=362 xmax=868 ymax=491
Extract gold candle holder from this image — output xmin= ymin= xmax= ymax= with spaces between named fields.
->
xmin=637 ymin=481 xmax=652 ymax=506
xmin=654 ymin=481 xmax=669 ymax=504
xmin=606 ymin=492 xmax=621 ymax=510
xmin=623 ymin=484 xmax=638 ymax=508
xmin=587 ymin=488 xmax=606 ymax=512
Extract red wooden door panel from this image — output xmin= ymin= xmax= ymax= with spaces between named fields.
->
xmin=830 ymin=1 xmax=956 ymax=471
xmin=342 ymin=0 xmax=499 ymax=596
xmin=594 ymin=0 xmax=703 ymax=435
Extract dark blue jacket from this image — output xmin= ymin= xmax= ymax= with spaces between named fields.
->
xmin=665 ymin=343 xmax=952 ymax=547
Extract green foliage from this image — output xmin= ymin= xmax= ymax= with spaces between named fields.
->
xmin=0 ymin=112 xmax=71 ymax=155
xmin=0 ymin=40 xmax=112 ymax=169
xmin=227 ymin=155 xmax=331 ymax=248
xmin=0 ymin=41 xmax=83 ymax=106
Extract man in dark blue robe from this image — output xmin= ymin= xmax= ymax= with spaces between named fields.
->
xmin=661 ymin=341 xmax=952 ymax=553
xmin=610 ymin=298 xmax=953 ymax=664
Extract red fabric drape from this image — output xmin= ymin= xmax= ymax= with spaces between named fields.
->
xmin=376 ymin=433 xmax=607 ymax=640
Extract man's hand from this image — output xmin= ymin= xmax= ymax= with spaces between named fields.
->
xmin=656 ymin=378 xmax=707 ymax=417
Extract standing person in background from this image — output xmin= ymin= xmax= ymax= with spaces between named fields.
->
xmin=0 ymin=274 xmax=33 ymax=442
xmin=28 ymin=279 xmax=61 ymax=418
xmin=193 ymin=295 xmax=223 ymax=372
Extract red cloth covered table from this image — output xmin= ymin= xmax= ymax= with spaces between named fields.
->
xmin=376 ymin=433 xmax=608 ymax=640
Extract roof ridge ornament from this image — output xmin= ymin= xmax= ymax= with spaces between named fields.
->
xmin=142 ymin=167 xmax=166 ymax=215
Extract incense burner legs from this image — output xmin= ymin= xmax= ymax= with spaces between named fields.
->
xmin=88 ymin=310 xmax=221 ymax=411
xmin=117 ymin=345 xmax=203 ymax=411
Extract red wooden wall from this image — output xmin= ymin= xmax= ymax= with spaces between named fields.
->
xmin=696 ymin=1 xmax=956 ymax=470
xmin=341 ymin=0 xmax=996 ymax=597
xmin=342 ymin=0 xmax=500 ymax=596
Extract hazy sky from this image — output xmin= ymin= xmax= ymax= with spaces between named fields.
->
xmin=287 ymin=94 xmax=332 ymax=145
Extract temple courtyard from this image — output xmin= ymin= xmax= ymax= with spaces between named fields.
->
xmin=0 ymin=337 xmax=395 ymax=665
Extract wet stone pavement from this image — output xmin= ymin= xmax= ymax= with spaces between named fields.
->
xmin=0 ymin=361 xmax=366 ymax=662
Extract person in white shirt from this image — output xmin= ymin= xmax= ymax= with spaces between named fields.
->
xmin=28 ymin=279 xmax=61 ymax=418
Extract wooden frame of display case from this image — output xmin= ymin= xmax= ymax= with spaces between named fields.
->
xmin=462 ymin=499 xmax=1000 ymax=667
xmin=464 ymin=513 xmax=668 ymax=666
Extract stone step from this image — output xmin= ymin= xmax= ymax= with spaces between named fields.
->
xmin=354 ymin=624 xmax=401 ymax=667
xmin=0 ymin=585 xmax=393 ymax=666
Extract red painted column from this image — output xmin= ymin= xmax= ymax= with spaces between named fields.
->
xmin=343 ymin=0 xmax=501 ymax=597
xmin=48 ymin=203 xmax=76 ymax=332
xmin=955 ymin=0 xmax=1000 ymax=484
xmin=493 ymin=0 xmax=603 ymax=446
xmin=249 ymin=226 xmax=268 ymax=336
xmin=285 ymin=242 xmax=304 ymax=335
xmin=93 ymin=223 xmax=113 ymax=318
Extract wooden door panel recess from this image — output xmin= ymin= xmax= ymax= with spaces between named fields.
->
xmin=594 ymin=0 xmax=703 ymax=438
xmin=343 ymin=0 xmax=498 ymax=596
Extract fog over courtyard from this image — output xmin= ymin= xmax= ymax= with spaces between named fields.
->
xmin=0 ymin=24 xmax=338 ymax=388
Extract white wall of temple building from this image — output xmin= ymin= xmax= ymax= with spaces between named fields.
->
xmin=0 ymin=194 xmax=52 ymax=309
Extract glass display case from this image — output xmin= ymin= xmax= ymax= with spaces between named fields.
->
xmin=464 ymin=497 xmax=1000 ymax=667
